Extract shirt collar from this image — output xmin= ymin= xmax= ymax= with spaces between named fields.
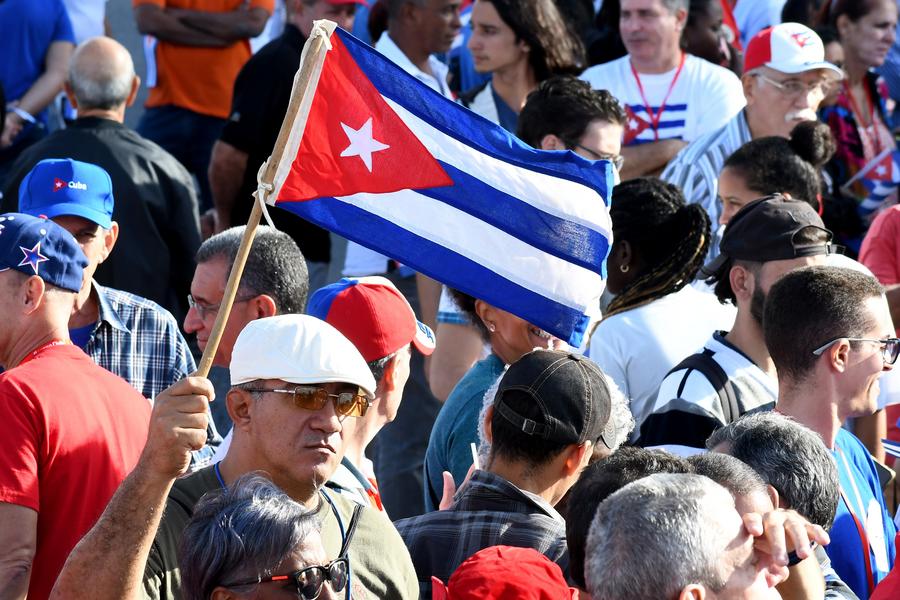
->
xmin=461 ymin=469 xmax=564 ymax=523
xmin=375 ymin=33 xmax=450 ymax=97
xmin=93 ymin=280 xmax=129 ymax=332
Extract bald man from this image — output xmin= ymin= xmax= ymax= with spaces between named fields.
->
xmin=1 ymin=36 xmax=201 ymax=323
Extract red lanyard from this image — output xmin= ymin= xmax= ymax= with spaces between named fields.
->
xmin=17 ymin=339 xmax=68 ymax=367
xmin=630 ymin=52 xmax=686 ymax=142
xmin=844 ymin=80 xmax=884 ymax=156
xmin=836 ymin=445 xmax=876 ymax=596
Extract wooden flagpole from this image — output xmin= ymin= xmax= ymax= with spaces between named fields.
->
xmin=194 ymin=19 xmax=338 ymax=378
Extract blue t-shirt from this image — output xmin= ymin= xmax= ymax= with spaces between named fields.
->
xmin=423 ymin=353 xmax=505 ymax=512
xmin=828 ymin=428 xmax=897 ymax=599
xmin=0 ymin=0 xmax=75 ymax=124
xmin=68 ymin=322 xmax=96 ymax=350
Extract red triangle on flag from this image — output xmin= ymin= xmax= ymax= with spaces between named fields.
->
xmin=277 ymin=34 xmax=452 ymax=203
xmin=866 ymin=152 xmax=896 ymax=182
xmin=622 ymin=105 xmax=650 ymax=145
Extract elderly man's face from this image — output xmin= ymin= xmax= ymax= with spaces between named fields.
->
xmin=744 ymin=67 xmax=833 ymax=138
xmin=184 ymin=257 xmax=260 ymax=367
xmin=238 ymin=379 xmax=360 ymax=497
xmin=620 ymin=0 xmax=685 ymax=67
xmin=712 ymin=505 xmax=781 ymax=599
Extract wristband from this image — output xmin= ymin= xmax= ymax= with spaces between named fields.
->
xmin=10 ymin=106 xmax=36 ymax=124
xmin=787 ymin=541 xmax=817 ymax=567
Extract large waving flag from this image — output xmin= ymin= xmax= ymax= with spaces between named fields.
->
xmin=269 ymin=26 xmax=613 ymax=347
xmin=842 ymin=148 xmax=900 ymax=218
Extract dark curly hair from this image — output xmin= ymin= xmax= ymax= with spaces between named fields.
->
xmin=517 ymin=75 xmax=625 ymax=148
xmin=605 ymin=178 xmax=711 ymax=319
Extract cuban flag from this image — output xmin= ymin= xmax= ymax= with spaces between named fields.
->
xmin=843 ymin=148 xmax=900 ymax=217
xmin=269 ymin=26 xmax=613 ymax=347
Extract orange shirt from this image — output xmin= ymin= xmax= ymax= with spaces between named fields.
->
xmin=134 ymin=0 xmax=274 ymax=119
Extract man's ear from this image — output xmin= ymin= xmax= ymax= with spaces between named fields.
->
xmin=540 ymin=134 xmax=568 ymax=151
xmin=63 ymin=81 xmax=79 ymax=110
xmin=483 ymin=405 xmax=494 ymax=444
xmin=562 ymin=442 xmax=591 ymax=477
xmin=23 ymin=275 xmax=47 ymax=315
xmin=250 ymin=294 xmax=278 ymax=319
xmin=381 ymin=353 xmax=399 ymax=392
xmin=741 ymin=73 xmax=757 ymax=106
xmin=828 ymin=339 xmax=851 ymax=373
xmin=767 ymin=484 xmax=781 ymax=510
xmin=673 ymin=6 xmax=688 ymax=32
xmin=729 ymin=264 xmax=753 ymax=303
xmin=126 ymin=75 xmax=140 ymax=107
xmin=678 ymin=585 xmax=706 ymax=600
xmin=227 ymin=388 xmax=253 ymax=430
xmin=99 ymin=222 xmax=119 ymax=263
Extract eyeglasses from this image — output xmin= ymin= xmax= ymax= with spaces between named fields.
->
xmin=754 ymin=73 xmax=834 ymax=98
xmin=226 ymin=557 xmax=349 ymax=599
xmin=572 ymin=144 xmax=626 ymax=171
xmin=187 ymin=293 xmax=256 ymax=320
xmin=244 ymin=385 xmax=371 ymax=417
xmin=812 ymin=337 xmax=900 ymax=365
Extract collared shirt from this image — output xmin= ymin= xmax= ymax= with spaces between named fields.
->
xmin=83 ymin=282 xmax=220 ymax=467
xmin=394 ymin=469 xmax=568 ymax=597
xmin=374 ymin=33 xmax=452 ymax=99
xmin=662 ymin=109 xmax=752 ymax=233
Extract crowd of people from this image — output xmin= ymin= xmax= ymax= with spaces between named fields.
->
xmin=6 ymin=0 xmax=900 ymax=598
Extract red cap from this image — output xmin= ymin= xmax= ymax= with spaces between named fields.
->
xmin=307 ymin=276 xmax=435 ymax=363
xmin=744 ymin=22 xmax=842 ymax=77
xmin=432 ymin=546 xmax=578 ymax=600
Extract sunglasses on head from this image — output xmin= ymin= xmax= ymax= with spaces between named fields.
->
xmin=244 ymin=385 xmax=370 ymax=417
xmin=226 ymin=557 xmax=349 ymax=599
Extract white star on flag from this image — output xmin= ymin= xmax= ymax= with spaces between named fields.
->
xmin=877 ymin=165 xmax=887 ymax=177
xmin=340 ymin=117 xmax=390 ymax=172
xmin=629 ymin=119 xmax=640 ymax=131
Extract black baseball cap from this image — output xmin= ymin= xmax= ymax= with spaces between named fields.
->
xmin=702 ymin=194 xmax=832 ymax=279
xmin=494 ymin=350 xmax=616 ymax=450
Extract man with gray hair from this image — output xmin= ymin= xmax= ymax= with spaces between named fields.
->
xmin=585 ymin=473 xmax=825 ymax=600
xmin=1 ymin=36 xmax=201 ymax=322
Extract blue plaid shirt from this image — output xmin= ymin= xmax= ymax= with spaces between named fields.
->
xmin=84 ymin=282 xmax=220 ymax=466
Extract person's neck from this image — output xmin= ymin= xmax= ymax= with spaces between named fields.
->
xmin=69 ymin=282 xmax=100 ymax=329
xmin=630 ymin=47 xmax=682 ymax=75
xmin=77 ymin=107 xmax=125 ymax=123
xmin=218 ymin=447 xmax=320 ymax=508
xmin=843 ymin=54 xmax=870 ymax=88
xmin=340 ymin=415 xmax=384 ymax=471
xmin=2 ymin=322 xmax=70 ymax=369
xmin=491 ymin=63 xmax=537 ymax=114
xmin=487 ymin=458 xmax=560 ymax=506
xmin=386 ymin=26 xmax=433 ymax=76
xmin=724 ymin=312 xmax=776 ymax=378
xmin=776 ymin=380 xmax=842 ymax=449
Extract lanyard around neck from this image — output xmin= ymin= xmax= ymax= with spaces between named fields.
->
xmin=630 ymin=52 xmax=686 ymax=142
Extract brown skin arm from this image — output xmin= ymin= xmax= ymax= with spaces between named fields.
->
xmin=169 ymin=6 xmax=270 ymax=43
xmin=428 ymin=321 xmax=483 ymax=402
xmin=208 ymin=140 xmax=250 ymax=234
xmin=0 ymin=504 xmax=37 ymax=600
xmin=775 ymin=554 xmax=826 ymax=600
xmin=134 ymin=4 xmax=230 ymax=47
xmin=619 ymin=139 xmax=687 ymax=180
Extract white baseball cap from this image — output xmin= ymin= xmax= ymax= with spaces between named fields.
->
xmin=230 ymin=314 xmax=377 ymax=398
xmin=744 ymin=22 xmax=843 ymax=77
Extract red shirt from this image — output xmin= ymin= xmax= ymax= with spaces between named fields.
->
xmin=0 ymin=343 xmax=151 ymax=600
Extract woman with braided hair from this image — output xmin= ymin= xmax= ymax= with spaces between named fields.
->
xmin=587 ymin=177 xmax=736 ymax=433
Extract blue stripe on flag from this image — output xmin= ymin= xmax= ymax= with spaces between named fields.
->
xmin=628 ymin=104 xmax=688 ymax=113
xmin=335 ymin=29 xmax=613 ymax=202
xmin=281 ymin=196 xmax=592 ymax=346
xmin=419 ymin=161 xmax=610 ymax=273
xmin=655 ymin=120 xmax=686 ymax=130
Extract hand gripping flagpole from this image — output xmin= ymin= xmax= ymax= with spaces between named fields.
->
xmin=194 ymin=19 xmax=337 ymax=378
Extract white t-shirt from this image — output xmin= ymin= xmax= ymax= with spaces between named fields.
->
xmin=733 ymin=0 xmax=788 ymax=47
xmin=62 ymin=0 xmax=106 ymax=44
xmin=587 ymin=285 xmax=736 ymax=433
xmin=580 ymin=53 xmax=745 ymax=145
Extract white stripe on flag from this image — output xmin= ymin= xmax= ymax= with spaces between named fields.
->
xmin=385 ymin=97 xmax=613 ymax=237
xmin=334 ymin=189 xmax=604 ymax=308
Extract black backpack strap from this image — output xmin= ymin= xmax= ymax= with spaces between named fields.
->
xmin=669 ymin=348 xmax=740 ymax=424
xmin=338 ymin=503 xmax=363 ymax=558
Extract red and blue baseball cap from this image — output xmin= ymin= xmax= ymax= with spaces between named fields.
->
xmin=18 ymin=158 xmax=115 ymax=229
xmin=0 ymin=213 xmax=87 ymax=292
xmin=308 ymin=276 xmax=436 ymax=362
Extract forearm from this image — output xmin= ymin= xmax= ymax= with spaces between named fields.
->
xmin=620 ymin=139 xmax=687 ymax=179
xmin=49 ymin=464 xmax=175 ymax=600
xmin=14 ymin=41 xmax=73 ymax=117
xmin=209 ymin=140 xmax=249 ymax=230
xmin=172 ymin=7 xmax=269 ymax=42
xmin=775 ymin=555 xmax=825 ymax=600
xmin=134 ymin=5 xmax=229 ymax=47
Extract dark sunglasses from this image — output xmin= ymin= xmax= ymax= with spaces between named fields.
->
xmin=244 ymin=385 xmax=370 ymax=417
xmin=227 ymin=557 xmax=349 ymax=599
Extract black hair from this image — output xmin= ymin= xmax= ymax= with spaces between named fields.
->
xmin=448 ymin=288 xmax=490 ymax=341
xmin=564 ymin=447 xmax=692 ymax=590
xmin=687 ymin=453 xmax=769 ymax=500
xmin=722 ymin=120 xmax=836 ymax=211
xmin=813 ymin=25 xmax=841 ymax=47
xmin=782 ymin=0 xmax=822 ymax=26
xmin=605 ymin=178 xmax=710 ymax=319
xmin=764 ymin=265 xmax=884 ymax=380
xmin=816 ymin=0 xmax=888 ymax=27
xmin=480 ymin=0 xmax=586 ymax=81
xmin=517 ymin=76 xmax=625 ymax=149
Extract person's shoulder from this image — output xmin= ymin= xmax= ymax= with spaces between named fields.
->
xmin=684 ymin=54 xmax=741 ymax=82
xmin=580 ymin=57 xmax=629 ymax=88
xmin=168 ymin=466 xmax=221 ymax=517
xmin=99 ymin=285 xmax=181 ymax=327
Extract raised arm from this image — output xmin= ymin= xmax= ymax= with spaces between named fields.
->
xmin=49 ymin=377 xmax=214 ymax=600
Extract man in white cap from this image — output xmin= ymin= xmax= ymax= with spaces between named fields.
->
xmin=51 ymin=314 xmax=419 ymax=600
xmin=663 ymin=22 xmax=843 ymax=229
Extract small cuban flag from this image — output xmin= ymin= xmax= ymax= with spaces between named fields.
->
xmin=842 ymin=147 xmax=900 ymax=218
xmin=267 ymin=23 xmax=614 ymax=347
